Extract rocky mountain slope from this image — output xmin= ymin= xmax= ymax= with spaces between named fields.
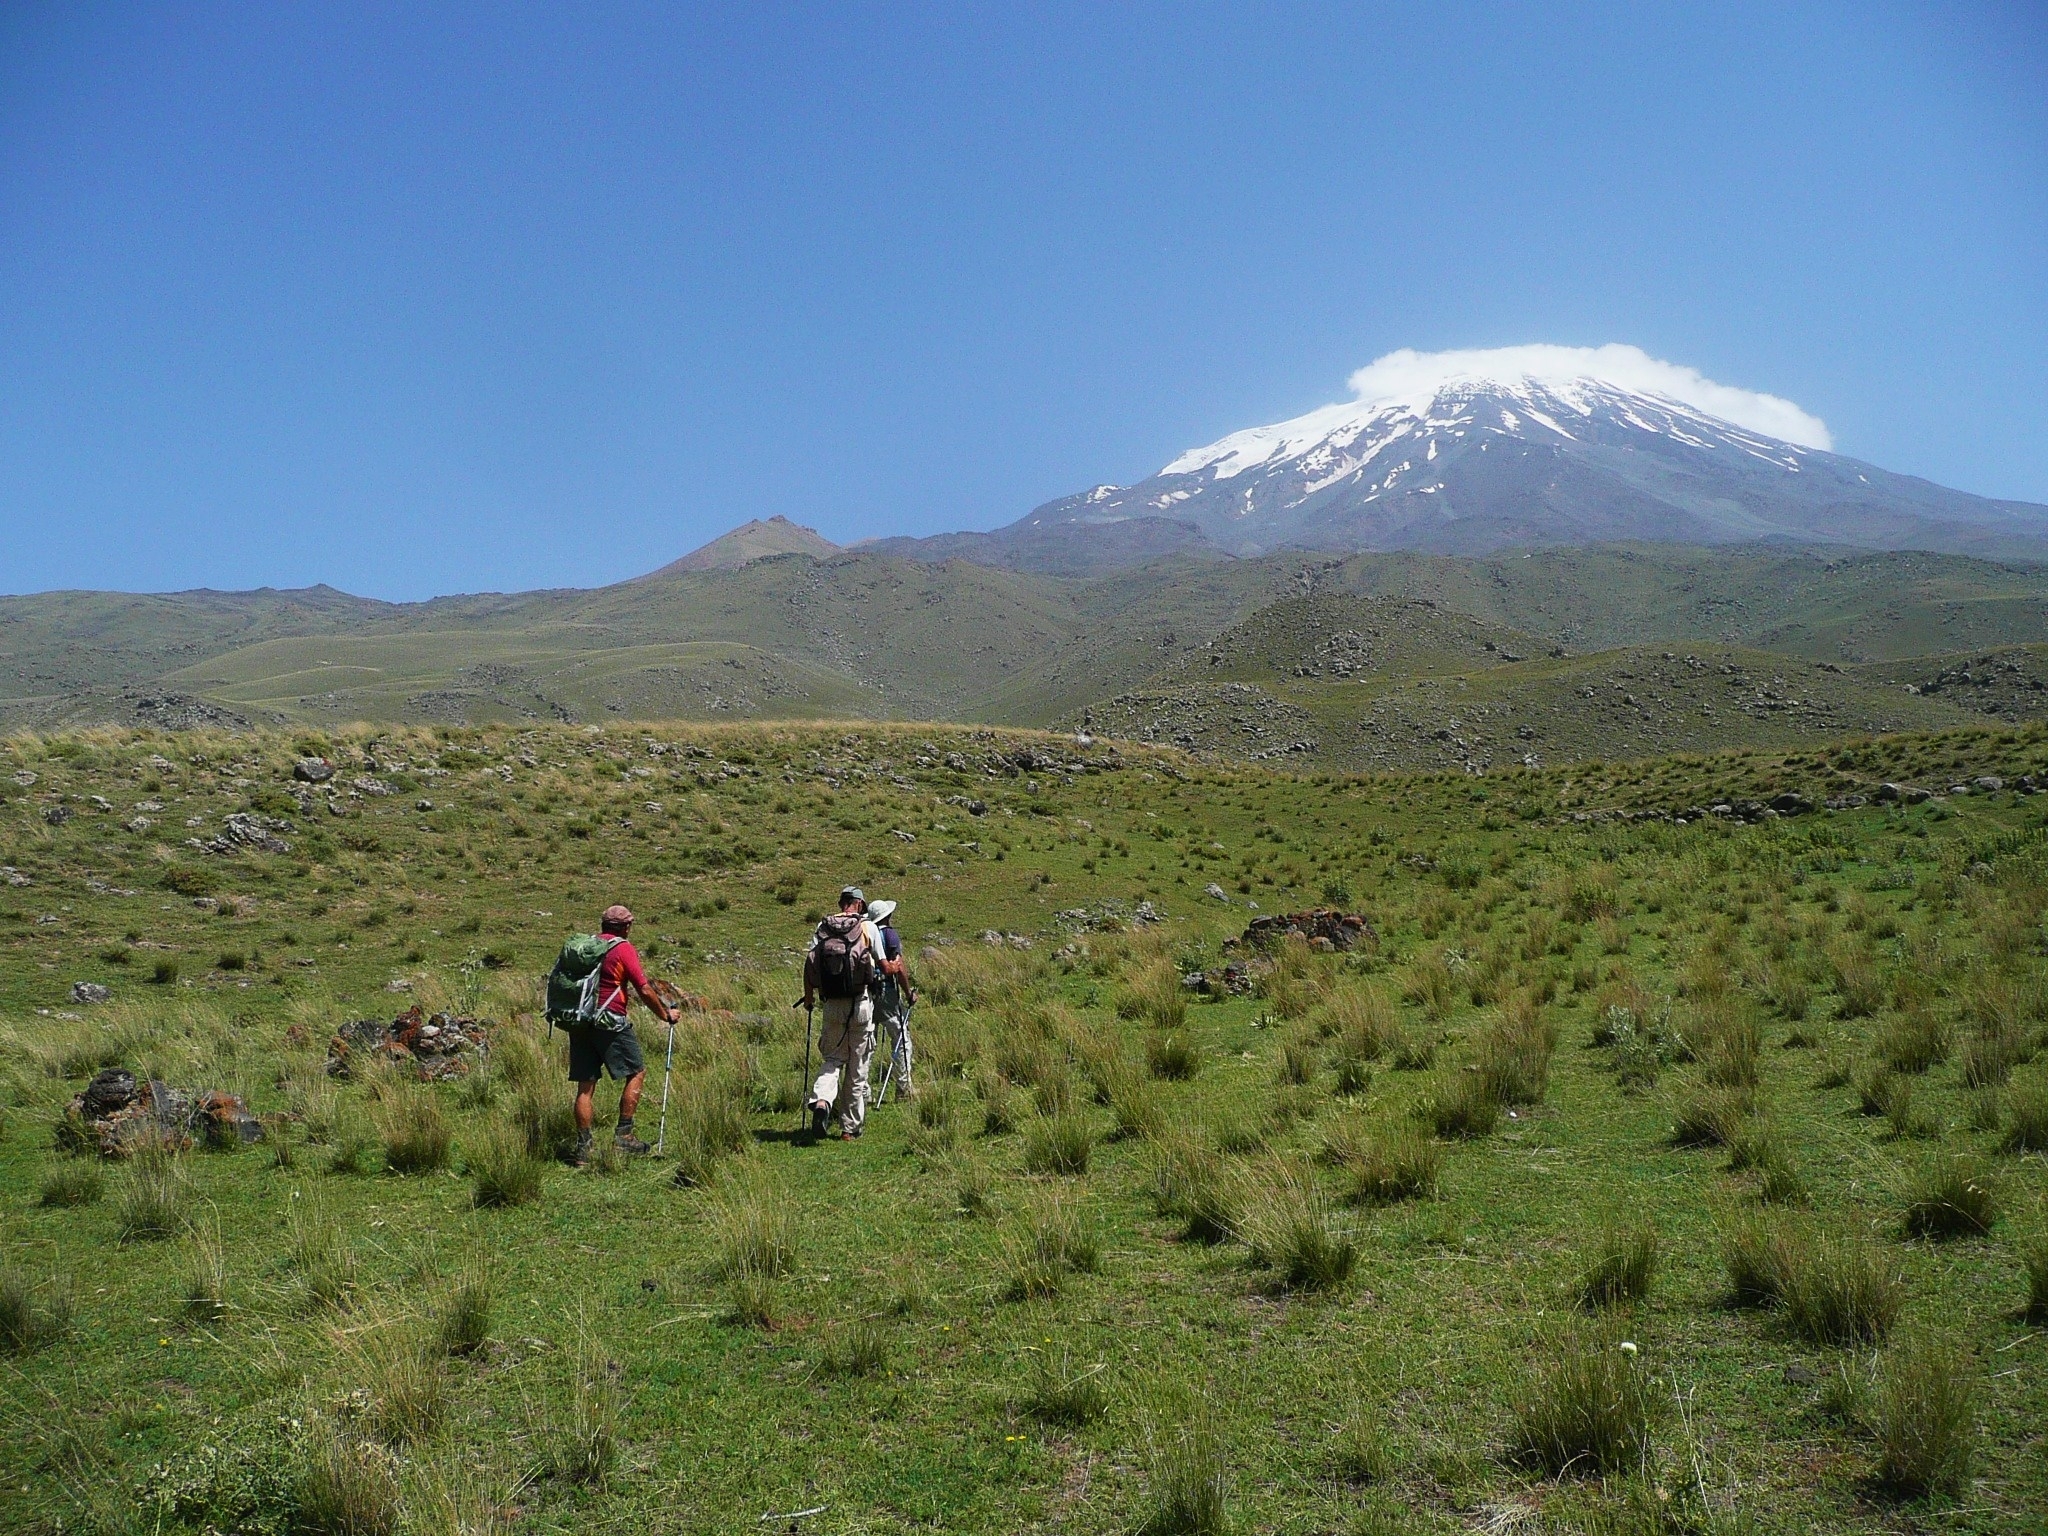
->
xmin=640 ymin=515 xmax=839 ymax=576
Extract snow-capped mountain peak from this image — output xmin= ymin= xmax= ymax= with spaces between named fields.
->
xmin=989 ymin=344 xmax=2048 ymax=561
xmin=1161 ymin=344 xmax=1831 ymax=485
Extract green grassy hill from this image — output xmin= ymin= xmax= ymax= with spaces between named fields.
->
xmin=1082 ymin=644 xmax=1984 ymax=772
xmin=1 ymin=717 xmax=2045 ymax=1534
xmin=11 ymin=544 xmax=2048 ymax=769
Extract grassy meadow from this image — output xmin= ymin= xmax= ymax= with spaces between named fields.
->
xmin=1 ymin=718 xmax=2046 ymax=1534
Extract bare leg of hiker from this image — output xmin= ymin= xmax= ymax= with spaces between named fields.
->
xmin=615 ymin=1068 xmax=649 ymax=1154
xmin=572 ymin=1078 xmax=598 ymax=1165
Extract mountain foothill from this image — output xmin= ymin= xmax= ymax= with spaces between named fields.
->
xmin=9 ymin=357 xmax=2048 ymax=772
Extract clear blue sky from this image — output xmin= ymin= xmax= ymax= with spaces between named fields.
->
xmin=2 ymin=2 xmax=2044 ymax=599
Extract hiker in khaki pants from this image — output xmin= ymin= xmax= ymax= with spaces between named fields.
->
xmin=802 ymin=886 xmax=901 ymax=1140
xmin=812 ymin=990 xmax=877 ymax=1138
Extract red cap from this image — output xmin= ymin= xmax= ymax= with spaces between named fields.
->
xmin=601 ymin=903 xmax=634 ymax=929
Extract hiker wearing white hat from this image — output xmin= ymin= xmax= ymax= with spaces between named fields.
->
xmin=868 ymin=899 xmax=916 ymax=1103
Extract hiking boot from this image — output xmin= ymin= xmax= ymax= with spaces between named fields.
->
xmin=809 ymin=1102 xmax=830 ymax=1139
xmin=570 ymin=1130 xmax=594 ymax=1168
xmin=615 ymin=1130 xmax=650 ymax=1156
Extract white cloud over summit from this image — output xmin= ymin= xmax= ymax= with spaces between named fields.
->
xmin=1346 ymin=344 xmax=1833 ymax=450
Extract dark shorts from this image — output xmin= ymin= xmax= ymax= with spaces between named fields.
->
xmin=568 ymin=1024 xmax=645 ymax=1083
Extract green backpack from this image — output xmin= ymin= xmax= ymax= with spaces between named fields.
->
xmin=545 ymin=934 xmax=622 ymax=1027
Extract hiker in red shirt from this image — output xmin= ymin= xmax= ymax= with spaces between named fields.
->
xmin=569 ymin=904 xmax=677 ymax=1165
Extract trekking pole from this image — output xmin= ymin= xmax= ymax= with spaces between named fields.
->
xmin=794 ymin=997 xmax=814 ymax=1132
xmin=654 ymin=1012 xmax=677 ymax=1157
xmin=646 ymin=981 xmax=695 ymax=1158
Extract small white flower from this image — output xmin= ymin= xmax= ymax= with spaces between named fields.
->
xmin=1618 ymin=1341 xmax=1639 ymax=1356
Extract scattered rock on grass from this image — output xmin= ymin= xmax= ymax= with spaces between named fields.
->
xmin=325 ymin=1005 xmax=491 ymax=1081
xmin=59 ymin=1067 xmax=261 ymax=1156
xmin=1235 ymin=908 xmax=1378 ymax=953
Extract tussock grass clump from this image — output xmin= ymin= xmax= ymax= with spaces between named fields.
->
xmin=819 ymin=1316 xmax=890 ymax=1378
xmin=289 ymin=1195 xmax=359 ymax=1311
xmin=1696 ymin=1007 xmax=1763 ymax=1090
xmin=1146 ymin=1031 xmax=1202 ymax=1082
xmin=950 ymin=1151 xmax=996 ymax=1218
xmin=1117 ymin=956 xmax=1189 ymax=1030
xmin=1389 ymin=1031 xmax=1437 ymax=1072
xmin=1784 ymin=1235 xmax=1904 ymax=1345
xmin=338 ymin=1312 xmax=447 ymax=1447
xmin=1340 ymin=1126 xmax=1441 ymax=1206
xmin=708 ymin=1167 xmax=796 ymax=1285
xmin=541 ymin=1332 xmax=622 ymax=1486
xmin=467 ymin=1121 xmax=544 ymax=1208
xmin=1755 ymin=1144 xmax=1810 ymax=1205
xmin=1151 ymin=1134 xmax=1235 ymax=1243
xmin=1721 ymin=1211 xmax=1799 ymax=1308
xmin=1474 ymin=995 xmax=1558 ymax=1106
xmin=1236 ymin=1158 xmax=1355 ymax=1292
xmin=1030 ymin=1064 xmax=1079 ymax=1119
xmin=1576 ymin=1223 xmax=1659 ymax=1309
xmin=1402 ymin=951 xmax=1459 ymax=1024
xmin=1856 ymin=1061 xmax=1901 ymax=1117
xmin=1105 ymin=1069 xmax=1165 ymax=1143
xmin=1877 ymin=1008 xmax=1949 ymax=1075
xmin=1669 ymin=1085 xmax=1750 ymax=1149
xmin=2001 ymin=1072 xmax=2048 ymax=1153
xmin=436 ymin=1265 xmax=491 ymax=1356
xmin=1878 ymin=1073 xmax=1938 ymax=1141
xmin=1510 ymin=1335 xmax=1656 ymax=1477
xmin=1211 ymin=1112 xmax=1268 ymax=1156
xmin=1022 ymin=1111 xmax=1094 ymax=1176
xmin=1872 ymin=1335 xmax=1977 ymax=1499
xmin=1263 ymin=935 xmax=1335 ymax=1021
xmin=1138 ymin=1389 xmax=1230 ymax=1536
xmin=117 ymin=1141 xmax=190 ymax=1241
xmin=1901 ymin=1155 xmax=2000 ymax=1240
xmin=665 ymin=1064 xmax=751 ymax=1186
xmin=375 ymin=1084 xmax=452 ymax=1174
xmin=511 ymin=1079 xmax=577 ymax=1163
xmin=1324 ymin=983 xmax=1400 ymax=1066
xmin=1959 ymin=1028 xmax=2023 ymax=1089
xmin=905 ymin=1085 xmax=966 ymax=1161
xmin=0 ymin=1267 xmax=72 ymax=1355
xmin=1022 ymin=1346 xmax=1109 ymax=1426
xmin=183 ymin=1210 xmax=227 ymax=1324
xmin=1332 ymin=1051 xmax=1373 ymax=1098
xmin=1831 ymin=945 xmax=1886 ymax=1019
xmin=1002 ymin=1193 xmax=1100 ymax=1300
xmin=975 ymin=1069 xmax=1020 ymax=1136
xmin=1331 ymin=1403 xmax=1391 ymax=1485
xmin=1423 ymin=1069 xmax=1500 ymax=1139
xmin=297 ymin=1418 xmax=401 ymax=1536
xmin=924 ymin=943 xmax=1042 ymax=1012
xmin=1274 ymin=1024 xmax=1318 ymax=1086
xmin=2019 ymin=1226 xmax=2048 ymax=1323
xmin=38 ymin=1162 xmax=103 ymax=1208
